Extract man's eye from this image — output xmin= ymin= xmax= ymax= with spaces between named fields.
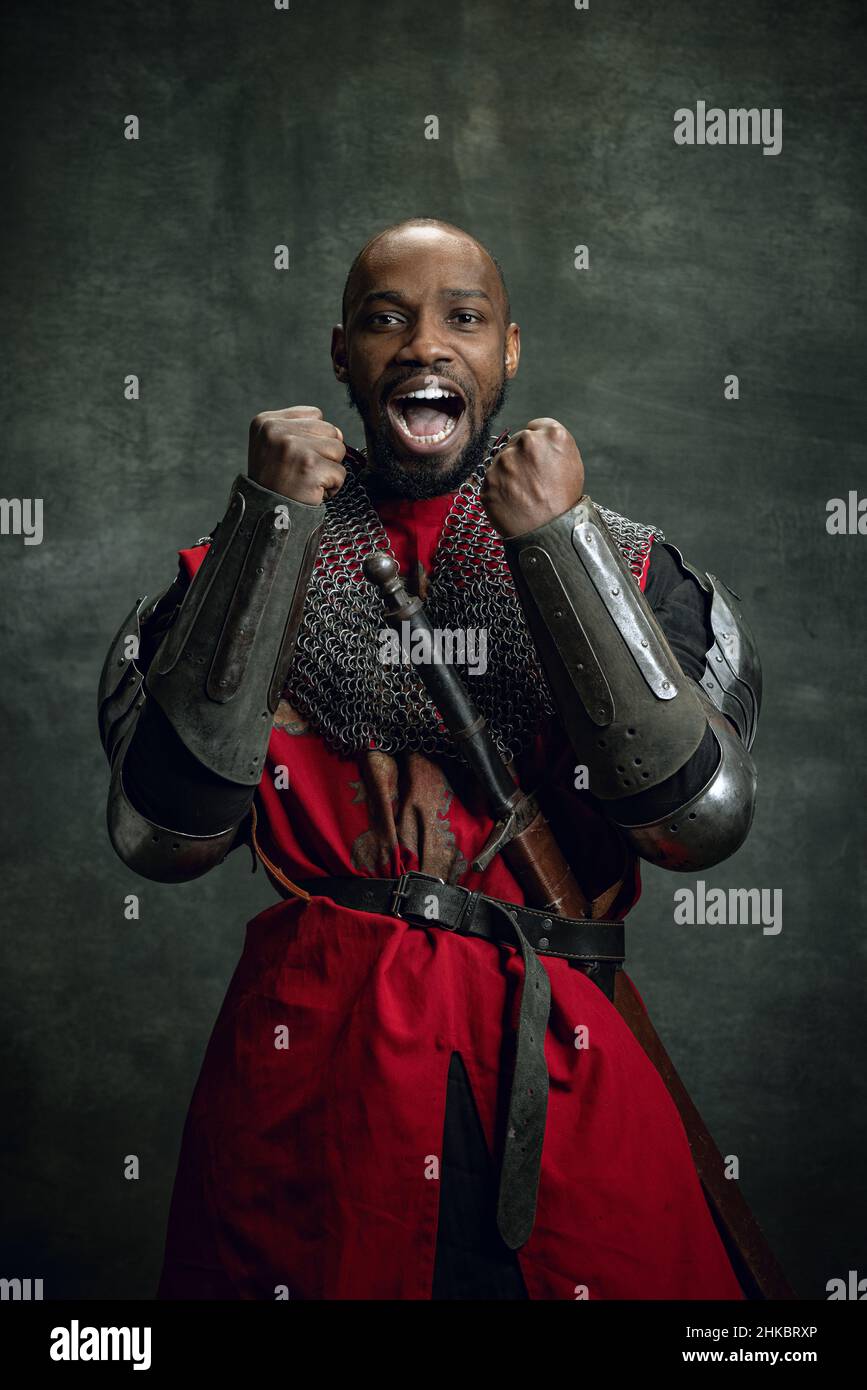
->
xmin=366 ymin=310 xmax=481 ymax=327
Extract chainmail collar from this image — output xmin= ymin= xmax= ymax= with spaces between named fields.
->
xmin=282 ymin=432 xmax=663 ymax=760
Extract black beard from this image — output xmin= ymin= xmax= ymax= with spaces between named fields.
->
xmin=346 ymin=376 xmax=509 ymax=500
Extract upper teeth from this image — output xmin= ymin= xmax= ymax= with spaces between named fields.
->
xmin=397 ymin=387 xmax=459 ymax=401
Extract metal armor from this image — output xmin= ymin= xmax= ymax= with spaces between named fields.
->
xmin=98 ymin=474 xmax=327 ymax=881
xmin=504 ymin=498 xmax=762 ymax=871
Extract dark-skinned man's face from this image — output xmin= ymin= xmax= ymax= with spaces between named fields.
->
xmin=332 ymin=227 xmax=521 ymax=499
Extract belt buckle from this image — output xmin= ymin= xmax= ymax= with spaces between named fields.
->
xmin=389 ymin=870 xmax=445 ymax=921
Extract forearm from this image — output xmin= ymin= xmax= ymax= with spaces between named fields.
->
xmin=504 ymin=497 xmax=761 ymax=871
xmin=98 ymin=473 xmax=326 ymax=881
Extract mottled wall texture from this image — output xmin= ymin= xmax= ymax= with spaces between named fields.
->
xmin=1 ymin=0 xmax=864 ymax=1300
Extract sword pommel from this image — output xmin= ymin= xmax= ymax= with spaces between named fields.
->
xmin=362 ymin=551 xmax=398 ymax=589
xmin=363 ymin=550 xmax=421 ymax=620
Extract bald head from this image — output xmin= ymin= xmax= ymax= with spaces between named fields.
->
xmin=341 ymin=217 xmax=511 ymax=329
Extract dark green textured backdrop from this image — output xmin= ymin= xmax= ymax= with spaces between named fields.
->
xmin=1 ymin=0 xmax=864 ymax=1300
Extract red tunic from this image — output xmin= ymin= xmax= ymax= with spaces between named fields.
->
xmin=157 ymin=471 xmax=743 ymax=1301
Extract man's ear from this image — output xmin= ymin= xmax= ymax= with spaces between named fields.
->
xmin=331 ymin=324 xmax=348 ymax=383
xmin=505 ymin=322 xmax=521 ymax=380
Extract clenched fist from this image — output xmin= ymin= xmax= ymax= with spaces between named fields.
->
xmin=248 ymin=406 xmax=347 ymax=505
xmin=480 ymin=418 xmax=586 ymax=538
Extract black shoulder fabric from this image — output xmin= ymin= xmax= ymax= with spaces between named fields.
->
xmin=123 ymin=698 xmax=256 ymax=836
xmin=643 ymin=540 xmax=715 ymax=684
xmin=604 ymin=540 xmax=721 ymax=825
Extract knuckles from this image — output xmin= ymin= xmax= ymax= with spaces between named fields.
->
xmin=247 ymin=408 xmax=343 ymax=500
xmin=518 ymin=419 xmax=573 ymax=448
xmin=249 ymin=406 xmax=328 ymax=434
xmin=482 ymin=420 xmax=582 ymax=502
xmin=494 ymin=420 xmax=580 ymax=475
xmin=252 ymin=417 xmax=340 ymax=460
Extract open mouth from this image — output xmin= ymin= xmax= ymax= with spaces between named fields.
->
xmin=385 ymin=379 xmax=468 ymax=454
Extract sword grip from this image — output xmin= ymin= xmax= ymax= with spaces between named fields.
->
xmin=506 ymin=808 xmax=590 ymax=918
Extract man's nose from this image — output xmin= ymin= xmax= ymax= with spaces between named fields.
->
xmin=393 ymin=312 xmax=453 ymax=366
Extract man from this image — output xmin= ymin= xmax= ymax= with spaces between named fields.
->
xmin=98 ymin=217 xmax=764 ymax=1300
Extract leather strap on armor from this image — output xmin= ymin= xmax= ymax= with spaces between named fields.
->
xmin=146 ymin=474 xmax=326 ymax=783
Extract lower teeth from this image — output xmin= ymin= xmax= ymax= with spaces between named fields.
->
xmin=396 ymin=410 xmax=458 ymax=444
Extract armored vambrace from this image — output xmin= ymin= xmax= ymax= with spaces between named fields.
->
xmin=98 ymin=474 xmax=326 ymax=881
xmin=503 ymin=497 xmax=762 ymax=871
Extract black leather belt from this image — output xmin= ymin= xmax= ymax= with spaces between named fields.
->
xmin=299 ymin=871 xmax=625 ymax=1251
xmin=302 ymin=872 xmax=624 ymax=980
